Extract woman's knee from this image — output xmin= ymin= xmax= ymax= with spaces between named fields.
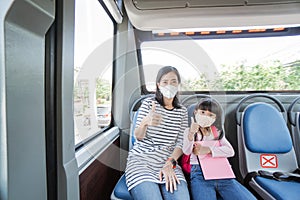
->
xmin=161 ymin=180 xmax=190 ymax=200
xmin=130 ymin=181 xmax=163 ymax=200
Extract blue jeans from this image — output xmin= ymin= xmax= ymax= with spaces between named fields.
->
xmin=190 ymin=165 xmax=256 ymax=200
xmin=130 ymin=180 xmax=190 ymax=200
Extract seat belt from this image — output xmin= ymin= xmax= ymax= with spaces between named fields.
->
xmin=258 ymin=169 xmax=300 ymax=182
xmin=273 ymin=171 xmax=300 ymax=182
xmin=244 ymin=168 xmax=300 ymax=185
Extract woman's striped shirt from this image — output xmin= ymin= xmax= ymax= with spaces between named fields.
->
xmin=125 ymin=97 xmax=188 ymax=191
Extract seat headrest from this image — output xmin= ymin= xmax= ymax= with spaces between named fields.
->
xmin=187 ymin=104 xmax=196 ymax=126
xmin=243 ymin=103 xmax=292 ymax=153
xmin=131 ymin=110 xmax=139 ymax=146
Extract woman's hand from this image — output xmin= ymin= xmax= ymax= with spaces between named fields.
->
xmin=135 ymin=101 xmax=162 ymax=140
xmin=141 ymin=101 xmax=162 ymax=127
xmin=193 ymin=143 xmax=211 ymax=155
xmin=159 ymin=159 xmax=180 ymax=193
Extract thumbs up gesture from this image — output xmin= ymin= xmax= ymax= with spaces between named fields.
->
xmin=188 ymin=117 xmax=199 ymax=141
xmin=190 ymin=117 xmax=200 ymax=133
xmin=148 ymin=101 xmax=162 ymax=126
xmin=142 ymin=101 xmax=162 ymax=127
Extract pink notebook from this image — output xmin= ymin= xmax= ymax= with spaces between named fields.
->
xmin=196 ymin=140 xmax=235 ymax=180
xmin=199 ymin=156 xmax=236 ymax=180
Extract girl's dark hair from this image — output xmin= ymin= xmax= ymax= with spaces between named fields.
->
xmin=194 ymin=98 xmax=224 ymax=140
xmin=155 ymin=66 xmax=181 ymax=108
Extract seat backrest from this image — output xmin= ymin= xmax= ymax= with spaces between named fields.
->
xmin=243 ymin=103 xmax=292 ymax=153
xmin=129 ymin=110 xmax=138 ymax=150
xmin=236 ymin=94 xmax=298 ymax=178
xmin=288 ymin=96 xmax=300 ymax=166
xmin=187 ymin=103 xmax=196 ymax=126
xmin=111 ymin=96 xmax=153 ymax=200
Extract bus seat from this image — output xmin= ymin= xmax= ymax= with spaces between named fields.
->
xmin=288 ymin=96 xmax=300 ymax=167
xmin=111 ymin=174 xmax=131 ymax=200
xmin=111 ymin=95 xmax=153 ymax=200
xmin=235 ymin=94 xmax=300 ymax=200
xmin=111 ymin=110 xmax=138 ymax=200
xmin=112 ymin=94 xmax=223 ymax=199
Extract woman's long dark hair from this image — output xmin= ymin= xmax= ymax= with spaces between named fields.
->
xmin=155 ymin=66 xmax=181 ymax=108
xmin=194 ymin=98 xmax=224 ymax=140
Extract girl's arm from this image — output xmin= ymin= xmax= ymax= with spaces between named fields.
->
xmin=210 ymin=136 xmax=235 ymax=158
xmin=183 ymin=115 xmax=200 ymax=155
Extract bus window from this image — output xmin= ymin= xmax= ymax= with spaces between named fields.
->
xmin=141 ymin=33 xmax=300 ymax=92
xmin=73 ymin=0 xmax=114 ymax=145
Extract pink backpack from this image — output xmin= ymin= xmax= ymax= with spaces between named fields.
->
xmin=181 ymin=126 xmax=218 ymax=174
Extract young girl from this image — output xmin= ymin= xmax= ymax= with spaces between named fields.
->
xmin=183 ymin=98 xmax=256 ymax=200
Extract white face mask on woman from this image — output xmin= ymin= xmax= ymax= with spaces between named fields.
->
xmin=159 ymin=85 xmax=178 ymax=99
xmin=195 ymin=113 xmax=216 ymax=128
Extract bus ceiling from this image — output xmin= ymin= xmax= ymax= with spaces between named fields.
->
xmin=123 ymin=0 xmax=300 ymax=31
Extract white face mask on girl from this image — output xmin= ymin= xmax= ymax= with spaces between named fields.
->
xmin=195 ymin=113 xmax=216 ymax=128
xmin=159 ymin=85 xmax=178 ymax=99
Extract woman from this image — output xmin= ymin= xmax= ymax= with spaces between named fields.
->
xmin=125 ymin=66 xmax=190 ymax=200
xmin=183 ymin=98 xmax=256 ymax=200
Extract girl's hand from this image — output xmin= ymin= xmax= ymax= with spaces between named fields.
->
xmin=193 ymin=143 xmax=211 ymax=155
xmin=188 ymin=117 xmax=199 ymax=141
xmin=159 ymin=160 xmax=180 ymax=193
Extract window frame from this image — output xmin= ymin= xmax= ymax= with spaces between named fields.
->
xmin=74 ymin=0 xmax=117 ymax=150
xmin=134 ymin=27 xmax=300 ymax=95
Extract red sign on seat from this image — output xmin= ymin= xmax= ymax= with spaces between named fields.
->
xmin=260 ymin=154 xmax=278 ymax=168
